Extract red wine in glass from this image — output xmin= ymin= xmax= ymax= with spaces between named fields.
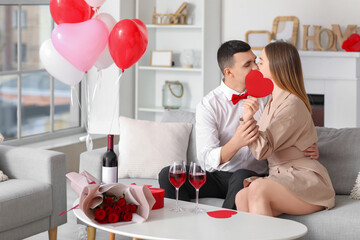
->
xmin=169 ymin=161 xmax=186 ymax=212
xmin=169 ymin=171 xmax=186 ymax=188
xmin=189 ymin=173 xmax=206 ymax=189
xmin=189 ymin=161 xmax=207 ymax=213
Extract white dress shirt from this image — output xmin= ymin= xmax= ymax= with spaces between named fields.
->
xmin=196 ymin=80 xmax=270 ymax=174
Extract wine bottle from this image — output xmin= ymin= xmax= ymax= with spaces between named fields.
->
xmin=102 ymin=134 xmax=118 ymax=184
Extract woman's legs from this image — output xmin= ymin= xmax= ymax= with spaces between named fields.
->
xmin=240 ymin=178 xmax=324 ymax=216
xmin=235 ymin=187 xmax=249 ymax=212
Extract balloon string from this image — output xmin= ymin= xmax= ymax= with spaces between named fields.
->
xmin=93 ymin=7 xmax=99 ymax=16
xmin=70 ymin=75 xmax=93 ymax=151
xmin=108 ymin=72 xmax=123 ymax=135
xmin=92 ymin=70 xmax=102 ymax=103
xmin=83 ymin=75 xmax=93 ymax=151
xmin=71 ymin=86 xmax=75 ymax=106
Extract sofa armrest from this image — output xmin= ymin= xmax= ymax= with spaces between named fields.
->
xmin=79 ymin=145 xmax=119 ymax=180
xmin=0 ymin=145 xmax=67 ymax=229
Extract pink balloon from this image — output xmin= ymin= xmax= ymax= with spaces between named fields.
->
xmin=51 ymin=19 xmax=109 ymax=72
xmin=85 ymin=0 xmax=106 ymax=7
xmin=94 ymin=13 xmax=116 ymax=70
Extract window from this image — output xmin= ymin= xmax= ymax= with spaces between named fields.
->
xmin=0 ymin=1 xmax=82 ymax=143
xmin=13 ymin=43 xmax=27 ymax=62
xmin=12 ymin=9 xmax=27 ymax=29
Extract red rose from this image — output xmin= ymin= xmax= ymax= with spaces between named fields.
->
xmin=104 ymin=197 xmax=113 ymax=207
xmin=123 ymin=204 xmax=131 ymax=213
xmin=108 ymin=213 xmax=120 ymax=223
xmin=94 ymin=208 xmax=106 ymax=221
xmin=130 ymin=204 xmax=137 ymax=213
xmin=104 ymin=206 xmax=113 ymax=216
xmin=97 ymin=218 xmax=108 ymax=224
xmin=117 ymin=197 xmax=126 ymax=207
xmin=123 ymin=212 xmax=132 ymax=221
xmin=113 ymin=205 xmax=122 ymax=214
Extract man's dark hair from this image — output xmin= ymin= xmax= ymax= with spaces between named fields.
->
xmin=217 ymin=40 xmax=251 ymax=75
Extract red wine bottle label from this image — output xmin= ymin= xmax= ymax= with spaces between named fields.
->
xmin=102 ymin=166 xmax=118 ymax=184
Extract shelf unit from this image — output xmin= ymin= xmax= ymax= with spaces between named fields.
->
xmin=135 ymin=0 xmax=221 ymax=121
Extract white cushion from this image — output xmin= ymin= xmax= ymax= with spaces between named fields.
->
xmin=350 ymin=172 xmax=360 ymax=200
xmin=118 ymin=117 xmax=192 ymax=179
xmin=0 ymin=170 xmax=8 ymax=182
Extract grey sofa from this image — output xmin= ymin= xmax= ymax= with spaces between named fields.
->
xmin=0 ymin=145 xmax=67 ymax=240
xmin=80 ymin=110 xmax=360 ymax=240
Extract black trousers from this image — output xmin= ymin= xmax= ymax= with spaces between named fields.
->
xmin=158 ymin=166 xmax=264 ymax=210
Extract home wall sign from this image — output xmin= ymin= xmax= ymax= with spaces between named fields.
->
xmin=302 ymin=24 xmax=358 ymax=51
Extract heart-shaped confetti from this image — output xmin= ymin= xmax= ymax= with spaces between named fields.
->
xmin=207 ymin=210 xmax=238 ymax=219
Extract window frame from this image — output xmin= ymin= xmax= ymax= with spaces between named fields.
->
xmin=0 ymin=0 xmax=86 ymax=146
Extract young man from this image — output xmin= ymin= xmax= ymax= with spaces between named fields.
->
xmin=158 ymin=40 xmax=318 ymax=209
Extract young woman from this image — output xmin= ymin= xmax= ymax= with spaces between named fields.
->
xmin=235 ymin=42 xmax=335 ymax=216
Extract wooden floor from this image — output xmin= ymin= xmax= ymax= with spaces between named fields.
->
xmin=25 ymin=180 xmax=132 ymax=240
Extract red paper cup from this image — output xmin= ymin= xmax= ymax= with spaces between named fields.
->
xmin=150 ymin=188 xmax=165 ymax=210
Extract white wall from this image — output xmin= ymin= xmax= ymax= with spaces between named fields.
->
xmin=222 ymin=0 xmax=360 ymax=49
xmin=89 ymin=0 xmax=360 ymax=131
xmin=88 ymin=0 xmax=135 ymax=134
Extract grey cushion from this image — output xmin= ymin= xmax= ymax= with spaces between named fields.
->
xmin=161 ymin=110 xmax=198 ymax=164
xmin=281 ymin=195 xmax=360 ymax=240
xmin=316 ymin=127 xmax=360 ymax=195
xmin=0 ymin=179 xmax=52 ymax=232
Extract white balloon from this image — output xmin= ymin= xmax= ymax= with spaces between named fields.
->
xmin=94 ymin=13 xmax=117 ymax=70
xmin=85 ymin=0 xmax=106 ymax=8
xmin=40 ymin=39 xmax=85 ymax=86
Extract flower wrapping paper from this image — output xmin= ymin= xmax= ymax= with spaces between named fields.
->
xmin=66 ymin=171 xmax=156 ymax=226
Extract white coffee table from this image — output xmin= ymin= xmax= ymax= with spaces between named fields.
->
xmin=73 ymin=198 xmax=307 ymax=240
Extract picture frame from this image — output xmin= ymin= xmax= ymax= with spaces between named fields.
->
xmin=245 ymin=30 xmax=272 ymax=50
xmin=150 ymin=50 xmax=173 ymax=67
xmin=272 ymin=16 xmax=299 ymax=46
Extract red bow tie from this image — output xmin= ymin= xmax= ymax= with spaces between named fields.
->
xmin=231 ymin=93 xmax=248 ymax=105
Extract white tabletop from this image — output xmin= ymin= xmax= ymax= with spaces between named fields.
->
xmin=73 ymin=198 xmax=307 ymax=240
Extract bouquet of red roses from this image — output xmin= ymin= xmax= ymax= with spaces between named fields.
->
xmin=66 ymin=171 xmax=155 ymax=226
xmin=94 ymin=193 xmax=138 ymax=224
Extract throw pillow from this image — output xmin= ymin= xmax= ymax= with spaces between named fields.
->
xmin=0 ymin=170 xmax=8 ymax=182
xmin=118 ymin=116 xmax=192 ymax=179
xmin=350 ymin=172 xmax=360 ymax=200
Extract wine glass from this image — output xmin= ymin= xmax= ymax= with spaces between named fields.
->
xmin=169 ymin=161 xmax=187 ymax=212
xmin=189 ymin=161 xmax=207 ymax=213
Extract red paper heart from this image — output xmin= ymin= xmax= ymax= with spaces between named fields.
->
xmin=207 ymin=210 xmax=238 ymax=219
xmin=245 ymin=70 xmax=274 ymax=98
xmin=342 ymin=33 xmax=360 ymax=52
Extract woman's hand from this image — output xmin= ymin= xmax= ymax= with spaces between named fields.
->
xmin=243 ymin=96 xmax=259 ymax=122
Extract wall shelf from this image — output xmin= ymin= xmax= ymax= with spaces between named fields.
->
xmin=138 ymin=107 xmax=195 ymax=113
xmin=135 ymin=0 xmax=221 ymax=121
xmin=138 ymin=66 xmax=202 ymax=72
xmin=146 ymin=24 xmax=202 ymax=29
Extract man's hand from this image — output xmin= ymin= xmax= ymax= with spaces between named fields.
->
xmin=233 ymin=118 xmax=259 ymax=148
xmin=220 ymin=118 xmax=259 ymax=164
xmin=304 ymin=143 xmax=319 ymax=160
xmin=243 ymin=97 xmax=259 ymax=122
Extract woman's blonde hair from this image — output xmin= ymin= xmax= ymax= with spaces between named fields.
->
xmin=264 ymin=42 xmax=312 ymax=113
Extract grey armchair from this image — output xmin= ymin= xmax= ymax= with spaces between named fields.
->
xmin=0 ymin=145 xmax=67 ymax=240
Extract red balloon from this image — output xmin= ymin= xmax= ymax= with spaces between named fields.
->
xmin=108 ymin=19 xmax=148 ymax=71
xmin=50 ymin=0 xmax=93 ymax=25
